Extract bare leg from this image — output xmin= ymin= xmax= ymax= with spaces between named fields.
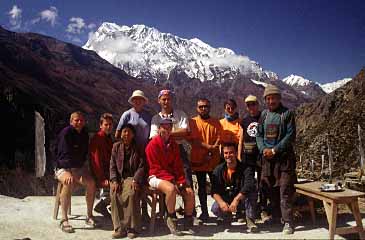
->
xmin=156 ymin=180 xmax=176 ymax=214
xmin=77 ymin=174 xmax=96 ymax=218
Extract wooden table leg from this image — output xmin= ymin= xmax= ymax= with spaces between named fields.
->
xmin=308 ymin=197 xmax=316 ymax=224
xmin=350 ymin=200 xmax=365 ymax=240
xmin=323 ymin=200 xmax=337 ymax=240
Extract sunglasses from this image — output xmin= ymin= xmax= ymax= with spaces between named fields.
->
xmin=198 ymin=105 xmax=210 ymax=109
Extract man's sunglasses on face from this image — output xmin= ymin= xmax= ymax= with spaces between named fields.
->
xmin=198 ymin=105 xmax=210 ymax=109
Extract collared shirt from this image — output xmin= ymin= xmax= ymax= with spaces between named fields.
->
xmin=116 ymin=108 xmax=152 ymax=148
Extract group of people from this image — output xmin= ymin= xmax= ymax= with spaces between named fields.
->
xmin=54 ymin=84 xmax=297 ymax=238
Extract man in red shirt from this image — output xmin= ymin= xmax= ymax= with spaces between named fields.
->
xmin=89 ymin=113 xmax=114 ymax=217
xmin=145 ymin=118 xmax=195 ymax=236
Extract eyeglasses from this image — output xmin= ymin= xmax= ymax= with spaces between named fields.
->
xmin=198 ymin=105 xmax=210 ymax=109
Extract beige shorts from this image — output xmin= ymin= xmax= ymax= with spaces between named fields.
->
xmin=148 ymin=175 xmax=163 ymax=189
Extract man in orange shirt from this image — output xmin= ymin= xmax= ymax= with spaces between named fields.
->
xmin=188 ymin=98 xmax=221 ymax=221
xmin=219 ymin=99 xmax=241 ymax=145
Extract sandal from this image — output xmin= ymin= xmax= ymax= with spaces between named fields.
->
xmin=60 ymin=219 xmax=74 ymax=233
xmin=85 ymin=217 xmax=97 ymax=228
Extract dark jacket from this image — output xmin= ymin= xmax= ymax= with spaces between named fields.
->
xmin=211 ymin=160 xmax=255 ymax=203
xmin=56 ymin=125 xmax=89 ymax=169
xmin=109 ymin=141 xmax=146 ymax=185
xmin=256 ymin=104 xmax=296 ymax=178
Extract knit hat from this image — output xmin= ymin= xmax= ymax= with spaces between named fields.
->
xmin=158 ymin=89 xmax=172 ymax=99
xmin=128 ymin=90 xmax=149 ymax=104
xmin=263 ymin=85 xmax=281 ymax=98
xmin=244 ymin=95 xmax=258 ymax=103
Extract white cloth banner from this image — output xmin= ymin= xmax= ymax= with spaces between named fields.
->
xmin=35 ymin=111 xmax=46 ymax=177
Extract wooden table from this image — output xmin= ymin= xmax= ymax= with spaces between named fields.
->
xmin=295 ymin=181 xmax=365 ymax=240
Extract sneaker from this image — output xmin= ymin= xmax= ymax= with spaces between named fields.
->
xmin=166 ymin=216 xmax=183 ymax=236
xmin=282 ymin=222 xmax=294 ymax=235
xmin=198 ymin=212 xmax=209 ymax=221
xmin=216 ymin=216 xmax=224 ymax=225
xmin=183 ymin=216 xmax=196 ymax=235
xmin=246 ymin=217 xmax=258 ymax=233
xmin=112 ymin=229 xmax=127 ymax=239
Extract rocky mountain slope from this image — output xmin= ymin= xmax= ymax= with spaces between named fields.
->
xmin=295 ymin=69 xmax=365 ymax=177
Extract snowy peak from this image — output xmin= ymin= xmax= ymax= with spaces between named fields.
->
xmin=282 ymin=74 xmax=325 ymax=99
xmin=282 ymin=74 xmax=314 ymax=87
xmin=319 ymin=78 xmax=352 ymax=93
xmin=84 ymin=22 xmax=278 ymax=82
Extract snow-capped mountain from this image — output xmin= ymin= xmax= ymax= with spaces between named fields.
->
xmin=83 ymin=22 xmax=278 ymax=83
xmin=319 ymin=78 xmax=352 ymax=93
xmin=282 ymin=74 xmax=326 ymax=99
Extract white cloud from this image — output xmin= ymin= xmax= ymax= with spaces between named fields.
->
xmin=39 ymin=6 xmax=58 ymax=26
xmin=8 ymin=5 xmax=22 ymax=30
xmin=31 ymin=6 xmax=58 ymax=27
xmin=87 ymin=23 xmax=96 ymax=29
xmin=66 ymin=34 xmax=82 ymax=43
xmin=66 ymin=17 xmax=86 ymax=34
xmin=90 ymin=36 xmax=144 ymax=64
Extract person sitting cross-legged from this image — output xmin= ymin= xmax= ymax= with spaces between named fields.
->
xmin=109 ymin=124 xmax=147 ymax=239
xmin=211 ymin=142 xmax=258 ymax=233
xmin=145 ymin=118 xmax=195 ymax=236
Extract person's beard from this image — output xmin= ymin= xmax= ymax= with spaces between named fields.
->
xmin=199 ymin=113 xmax=210 ymax=119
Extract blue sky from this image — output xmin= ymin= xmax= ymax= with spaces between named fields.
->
xmin=1 ymin=0 xmax=364 ymax=84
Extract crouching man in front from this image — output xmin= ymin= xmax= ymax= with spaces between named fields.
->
xmin=145 ymin=118 xmax=195 ymax=236
xmin=211 ymin=142 xmax=258 ymax=233
xmin=109 ymin=124 xmax=146 ymax=239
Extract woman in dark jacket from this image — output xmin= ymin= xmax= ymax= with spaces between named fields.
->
xmin=109 ymin=124 xmax=146 ymax=239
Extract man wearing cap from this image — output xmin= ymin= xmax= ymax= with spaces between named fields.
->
xmin=115 ymin=90 xmax=152 ymax=149
xmin=145 ymin=118 xmax=195 ymax=236
xmin=149 ymin=90 xmax=194 ymax=195
xmin=236 ymin=95 xmax=262 ymax=224
xmin=115 ymin=90 xmax=152 ymax=223
xmin=256 ymin=84 xmax=296 ymax=234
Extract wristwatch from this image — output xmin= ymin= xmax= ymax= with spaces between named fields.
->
xmin=271 ymin=148 xmax=276 ymax=155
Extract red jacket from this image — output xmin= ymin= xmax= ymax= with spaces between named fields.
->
xmin=89 ymin=130 xmax=113 ymax=187
xmin=145 ymin=135 xmax=186 ymax=185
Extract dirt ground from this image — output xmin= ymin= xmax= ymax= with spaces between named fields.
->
xmin=1 ymin=194 xmax=365 ymax=240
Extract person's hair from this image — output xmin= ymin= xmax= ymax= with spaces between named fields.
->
xmin=197 ymin=97 xmax=210 ymax=105
xmin=99 ymin=113 xmax=113 ymax=125
xmin=224 ymin=99 xmax=237 ymax=109
xmin=69 ymin=111 xmax=84 ymax=123
xmin=221 ymin=142 xmax=238 ymax=152
xmin=120 ymin=123 xmax=136 ymax=135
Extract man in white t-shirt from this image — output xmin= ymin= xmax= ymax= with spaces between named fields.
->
xmin=150 ymin=89 xmax=194 ymax=198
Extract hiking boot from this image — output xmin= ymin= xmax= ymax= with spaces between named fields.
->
xmin=260 ymin=211 xmax=271 ymax=223
xmin=246 ymin=217 xmax=258 ymax=233
xmin=198 ymin=212 xmax=209 ymax=221
xmin=166 ymin=216 xmax=183 ymax=236
xmin=216 ymin=216 xmax=231 ymax=226
xmin=235 ymin=212 xmax=245 ymax=223
xmin=282 ymin=222 xmax=294 ymax=235
xmin=112 ymin=228 xmax=127 ymax=239
xmin=127 ymin=228 xmax=137 ymax=239
xmin=183 ymin=216 xmax=196 ymax=234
